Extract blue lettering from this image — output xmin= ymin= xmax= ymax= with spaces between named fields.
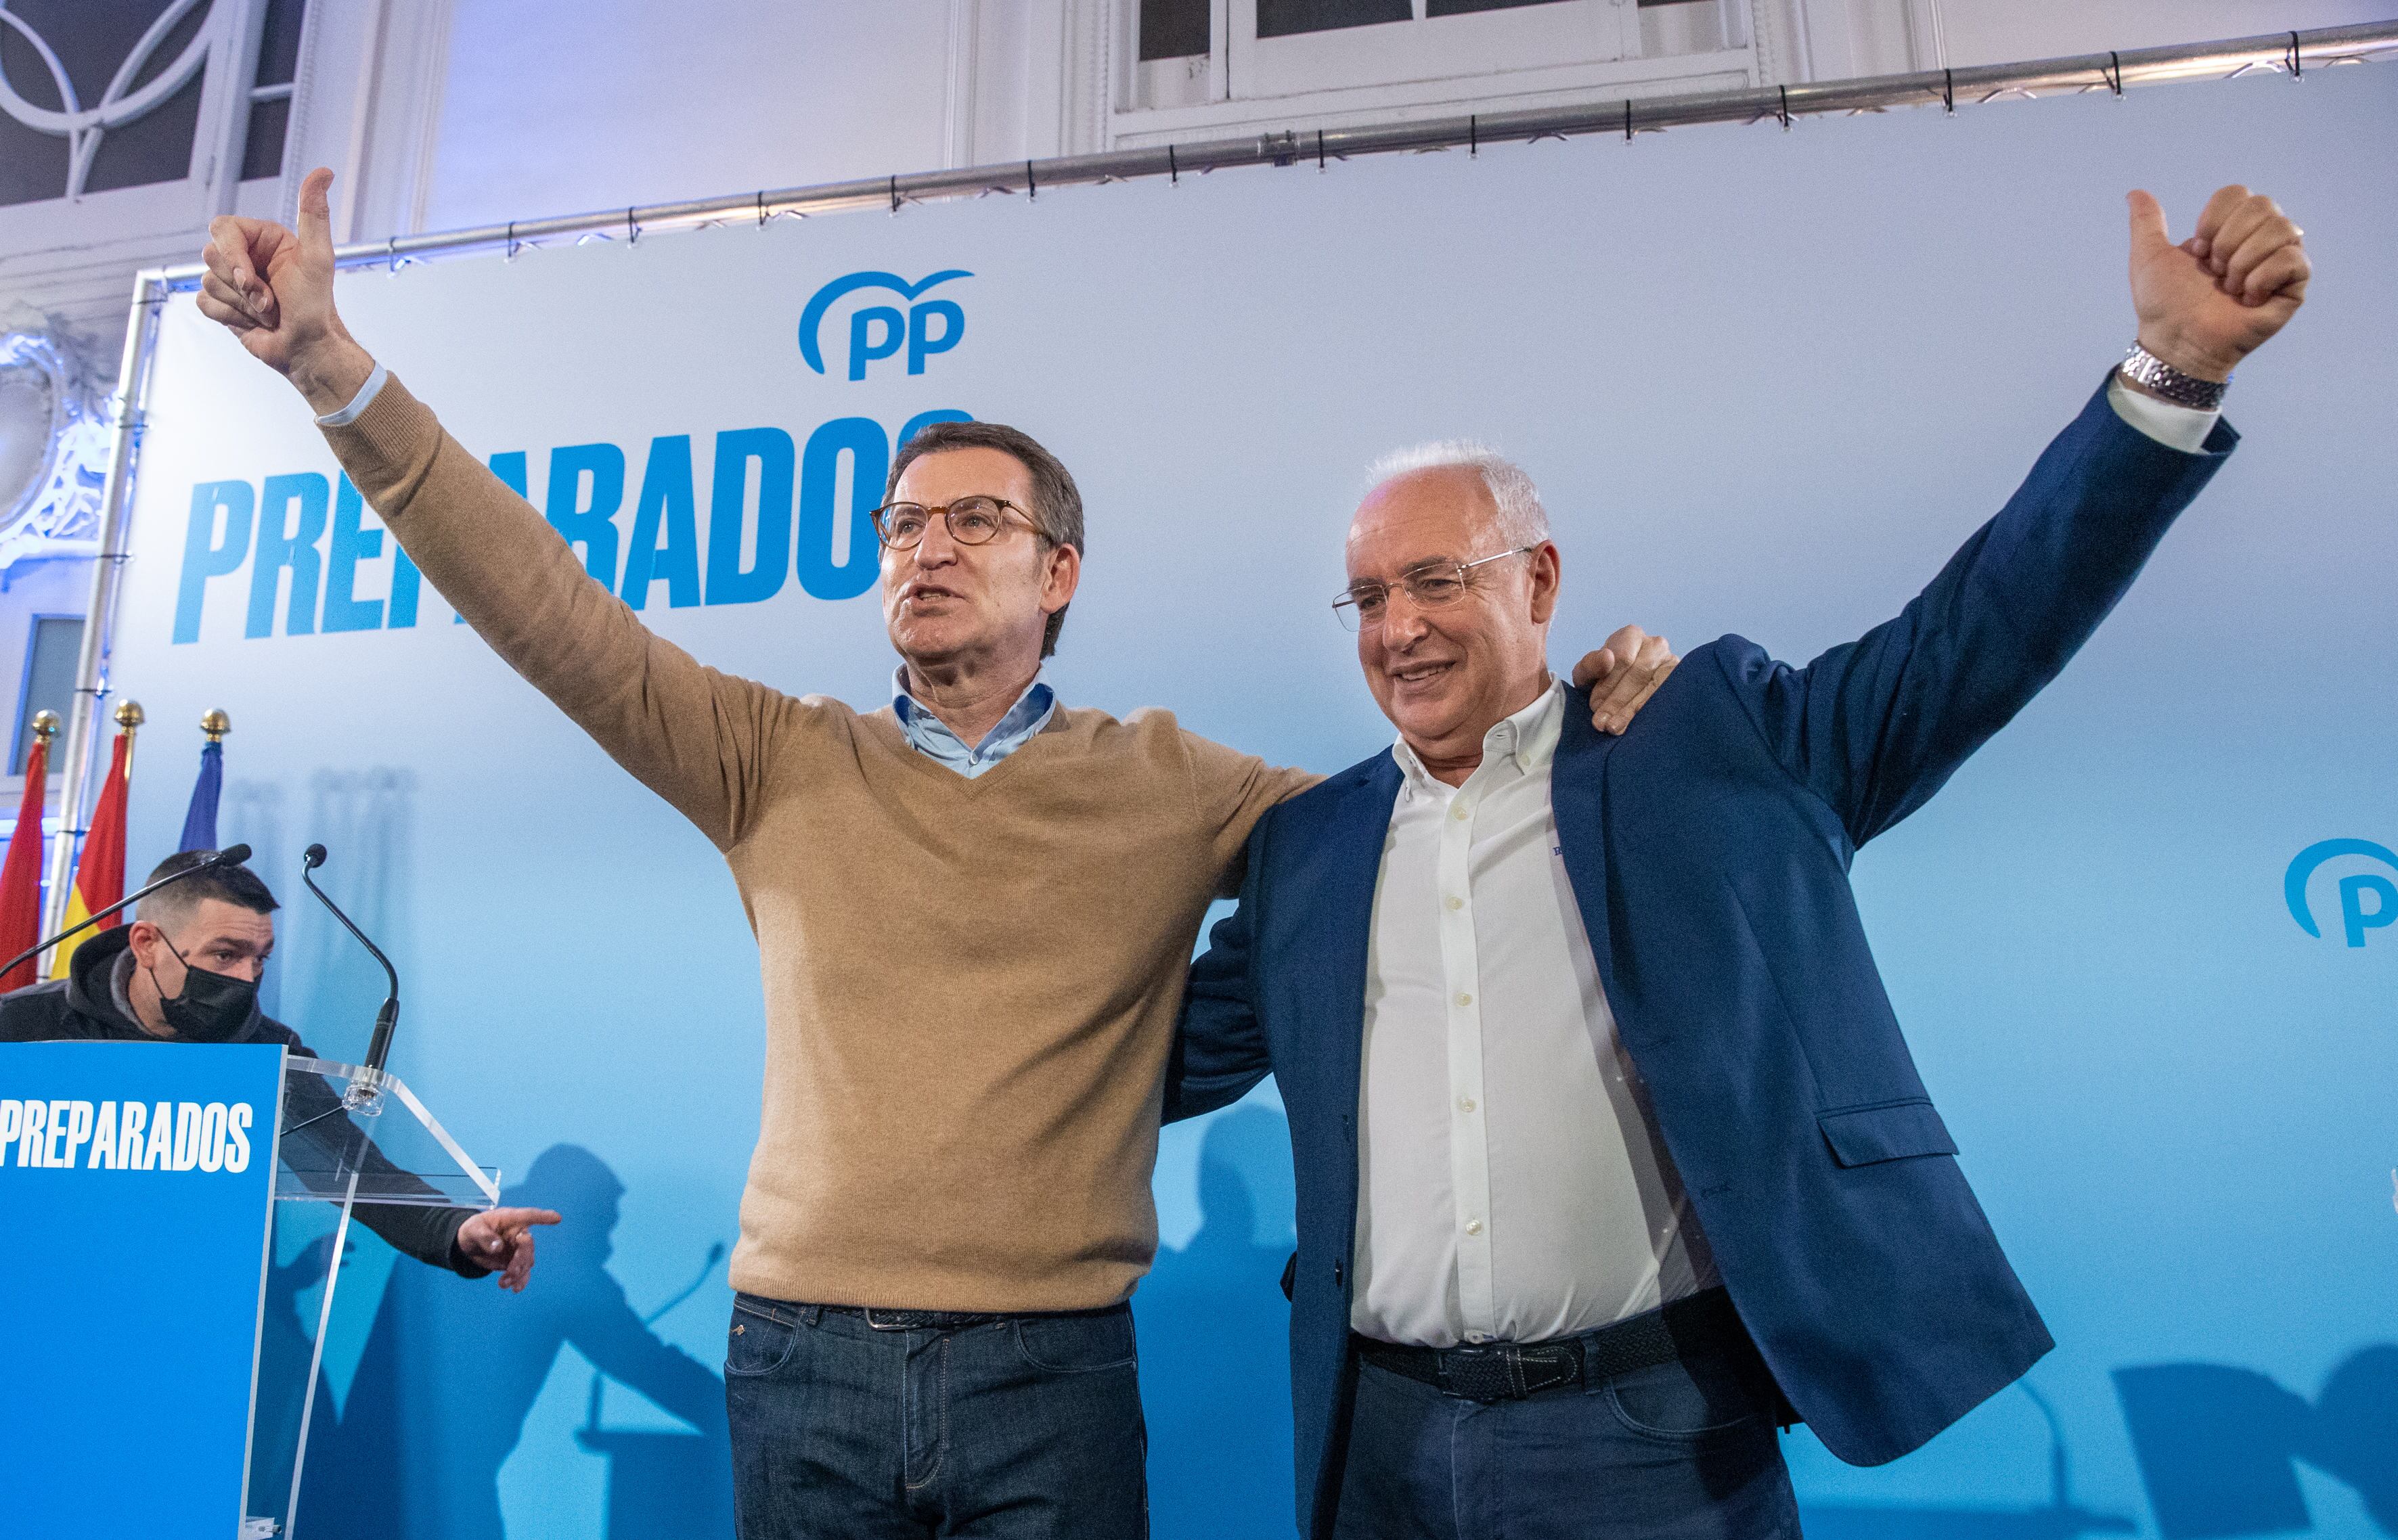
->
xmin=622 ymin=436 xmax=703 ymax=611
xmin=173 ymin=481 xmax=254 ymax=644
xmin=797 ymin=417 xmax=887 ymax=602
xmin=908 ymin=301 xmax=964 ymax=375
xmin=546 ymin=443 xmax=625 ymax=593
xmin=849 ymin=307 xmax=904 ymax=381
xmin=321 ymin=476 xmax=385 ymax=633
xmin=245 ymin=473 xmax=328 ymax=639
xmin=2339 ymin=875 xmax=2397 ymax=947
xmin=707 ymin=428 xmax=793 ymax=606
xmin=388 ymin=548 xmax=423 ymax=628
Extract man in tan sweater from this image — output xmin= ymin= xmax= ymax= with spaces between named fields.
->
xmin=195 ymin=167 xmax=1674 ymax=1539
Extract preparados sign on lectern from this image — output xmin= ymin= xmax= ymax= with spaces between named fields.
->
xmin=0 ymin=1040 xmax=497 ymax=1538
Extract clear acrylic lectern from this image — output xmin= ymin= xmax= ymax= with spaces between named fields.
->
xmin=242 ymin=1057 xmax=497 ymax=1539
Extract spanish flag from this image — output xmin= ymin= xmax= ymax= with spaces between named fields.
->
xmin=50 ymin=715 xmax=135 ymax=980
xmin=0 ymin=717 xmax=54 ymax=991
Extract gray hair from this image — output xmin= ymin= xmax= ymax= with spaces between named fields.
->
xmin=1363 ymin=440 xmax=1551 ymax=547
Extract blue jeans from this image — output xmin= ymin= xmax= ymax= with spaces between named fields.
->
xmin=724 ymin=1294 xmax=1149 ymax=1539
xmin=1329 ymin=1341 xmax=1800 ymax=1540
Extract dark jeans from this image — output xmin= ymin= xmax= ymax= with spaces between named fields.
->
xmin=1330 ymin=1339 xmax=1800 ymax=1540
xmin=724 ymin=1292 xmax=1148 ymax=1539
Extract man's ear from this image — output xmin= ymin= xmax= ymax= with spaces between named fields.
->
xmin=125 ymin=919 xmax=163 ymax=967
xmin=1042 ymin=541 xmax=1082 ymax=614
xmin=1527 ymin=542 xmax=1563 ymax=625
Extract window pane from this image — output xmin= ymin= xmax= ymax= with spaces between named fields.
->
xmin=0 ymin=1 xmax=216 ymax=203
xmin=1140 ymin=0 xmax=1209 ymax=60
xmin=240 ymin=95 xmax=290 ymax=181
xmin=81 ymin=67 xmax=206 ymax=194
xmin=13 ymin=616 xmax=85 ymax=776
xmin=1426 ymin=0 xmax=1575 ymax=15
xmin=1257 ymin=0 xmax=1412 ymax=41
xmin=254 ymin=0 xmax=307 ymax=87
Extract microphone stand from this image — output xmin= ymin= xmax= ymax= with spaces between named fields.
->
xmin=298 ymin=843 xmax=401 ymax=1098
xmin=0 ymin=843 xmax=254 ymax=981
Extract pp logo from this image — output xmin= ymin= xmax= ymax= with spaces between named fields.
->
xmin=2284 ymin=839 xmax=2398 ymax=948
xmin=799 ymin=269 xmax=970 ymax=381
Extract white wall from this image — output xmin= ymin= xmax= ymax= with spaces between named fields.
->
xmin=422 ymin=0 xmax=953 ymax=233
xmin=1939 ymin=0 xmax=2391 ymax=67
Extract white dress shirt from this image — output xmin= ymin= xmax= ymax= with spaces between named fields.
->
xmin=1352 ymin=680 xmax=1720 ymax=1349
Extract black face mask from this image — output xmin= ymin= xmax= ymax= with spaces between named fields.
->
xmin=149 ymin=936 xmax=259 ymax=1043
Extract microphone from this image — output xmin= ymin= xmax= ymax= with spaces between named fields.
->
xmin=298 ymin=844 xmax=402 ymax=1078
xmin=0 ymin=844 xmax=255 ymax=982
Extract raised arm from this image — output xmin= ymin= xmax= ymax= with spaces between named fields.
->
xmin=1730 ymin=185 xmax=2308 ymax=847
xmin=198 ymin=169 xmax=785 ymax=848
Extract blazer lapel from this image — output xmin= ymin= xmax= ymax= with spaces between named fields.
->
xmin=1306 ymin=752 xmax=1404 ymax=1103
xmin=1550 ymin=685 xmax=1620 ymax=993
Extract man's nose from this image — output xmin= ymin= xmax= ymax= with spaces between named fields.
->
xmin=1379 ymin=589 xmax=1436 ymax=646
xmin=912 ymin=516 xmax=963 ymax=566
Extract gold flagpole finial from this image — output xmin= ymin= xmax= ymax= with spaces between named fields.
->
xmin=112 ymin=700 xmax=143 ymax=732
xmin=200 ymin=709 xmax=231 ymax=743
xmin=30 ymin=710 xmax=58 ymax=742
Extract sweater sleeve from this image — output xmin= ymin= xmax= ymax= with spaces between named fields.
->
xmin=1179 ymin=730 xmax=1320 ymax=898
xmin=321 ymin=374 xmax=791 ymax=850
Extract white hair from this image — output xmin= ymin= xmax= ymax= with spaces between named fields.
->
xmin=1362 ymin=440 xmax=1551 ymax=547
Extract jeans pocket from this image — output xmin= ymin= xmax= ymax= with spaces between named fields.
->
xmin=1013 ymin=1308 xmax=1138 ymax=1374
xmin=724 ymin=1296 xmax=803 ymax=1378
xmin=1603 ymin=1353 xmax=1764 ymax=1442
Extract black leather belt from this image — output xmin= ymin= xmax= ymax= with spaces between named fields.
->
xmin=1354 ymin=1287 xmax=1748 ymax=1403
xmin=821 ymin=1300 xmax=1129 ymax=1332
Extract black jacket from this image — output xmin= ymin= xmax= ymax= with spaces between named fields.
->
xmin=0 ymin=925 xmax=483 ymax=1276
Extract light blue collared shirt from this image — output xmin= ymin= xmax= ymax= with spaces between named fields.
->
xmin=891 ymin=668 xmax=1057 ymax=778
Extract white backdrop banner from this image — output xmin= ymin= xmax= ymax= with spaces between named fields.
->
xmin=107 ymin=62 xmax=2396 ymax=1540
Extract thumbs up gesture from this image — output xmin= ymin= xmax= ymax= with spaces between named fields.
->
xmin=2125 ymin=185 xmax=2309 ymax=384
xmin=198 ymin=165 xmax=377 ymax=415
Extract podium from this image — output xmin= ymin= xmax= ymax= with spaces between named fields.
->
xmin=0 ymin=1041 xmax=496 ymax=1539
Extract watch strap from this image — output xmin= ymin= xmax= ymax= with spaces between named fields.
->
xmin=2120 ymin=344 xmax=2229 ymax=411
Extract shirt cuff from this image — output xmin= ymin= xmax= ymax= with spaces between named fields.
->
xmin=2106 ymin=372 xmax=2218 ymax=454
xmin=315 ymin=361 xmax=390 ymax=428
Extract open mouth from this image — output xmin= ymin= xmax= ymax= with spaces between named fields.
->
xmin=1386 ymin=660 xmax=1455 ymax=688
xmin=902 ymin=583 xmax=962 ymax=606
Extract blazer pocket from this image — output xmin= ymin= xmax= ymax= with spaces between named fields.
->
xmin=1818 ymin=1100 xmax=1957 ymax=1167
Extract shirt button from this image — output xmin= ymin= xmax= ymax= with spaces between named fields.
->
xmin=1455 ymin=992 xmax=1472 ymax=1008
xmin=1445 ymin=895 xmax=1463 ymax=911
xmin=1467 ymin=1331 xmax=1490 ymax=1344
xmin=1458 ymin=1097 xmax=1476 ymax=1113
xmin=1452 ymin=804 xmax=1471 ymax=821
xmin=1464 ymin=1219 xmax=1484 ymax=1236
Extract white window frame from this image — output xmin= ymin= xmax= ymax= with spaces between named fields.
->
xmin=0 ymin=0 xmax=272 ymax=261
xmin=1113 ymin=0 xmax=1753 ymax=143
xmin=1093 ymin=0 xmax=1945 ymax=149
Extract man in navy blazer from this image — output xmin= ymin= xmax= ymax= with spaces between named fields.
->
xmin=1168 ymin=186 xmax=2311 ymax=1540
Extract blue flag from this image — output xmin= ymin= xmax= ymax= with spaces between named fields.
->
xmin=177 ymin=740 xmax=222 ymax=853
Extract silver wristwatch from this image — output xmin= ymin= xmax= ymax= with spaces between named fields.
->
xmin=2119 ymin=344 xmax=2229 ymax=411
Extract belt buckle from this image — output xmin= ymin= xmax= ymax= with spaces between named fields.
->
xmin=864 ymin=1308 xmax=931 ymax=1331
xmin=1440 ymin=1348 xmax=1519 ymax=1403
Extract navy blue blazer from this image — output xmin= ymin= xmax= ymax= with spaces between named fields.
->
xmin=1168 ymin=381 xmax=2236 ymax=1537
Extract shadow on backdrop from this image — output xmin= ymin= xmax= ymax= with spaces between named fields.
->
xmin=2115 ymin=1348 xmax=2398 ymax=1538
xmin=1800 ymin=1381 xmax=2135 ymax=1540
xmin=1137 ymin=1104 xmax=1300 ymax=1539
xmin=293 ymin=769 xmax=416 ymax=1066
xmin=309 ymin=1145 xmax=730 ymax=1540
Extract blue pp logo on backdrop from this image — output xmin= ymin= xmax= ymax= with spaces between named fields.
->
xmin=2285 ymin=839 xmax=2398 ymax=948
xmin=800 ymin=269 xmax=971 ymax=380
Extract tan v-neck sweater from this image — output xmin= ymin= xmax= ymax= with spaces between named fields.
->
xmin=324 ymin=377 xmax=1315 ymax=1310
